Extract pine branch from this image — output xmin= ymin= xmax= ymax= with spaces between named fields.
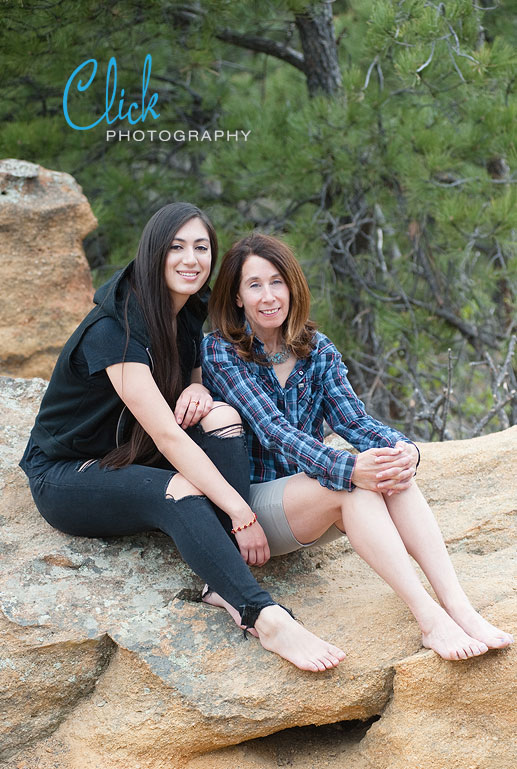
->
xmin=214 ymin=28 xmax=306 ymax=72
xmin=472 ymin=391 xmax=516 ymax=437
xmin=407 ymin=297 xmax=500 ymax=347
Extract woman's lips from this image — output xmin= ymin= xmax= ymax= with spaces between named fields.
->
xmin=177 ymin=271 xmax=200 ymax=280
xmin=260 ymin=308 xmax=280 ymax=315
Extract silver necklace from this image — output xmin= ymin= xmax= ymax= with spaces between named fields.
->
xmin=263 ymin=343 xmax=290 ymax=364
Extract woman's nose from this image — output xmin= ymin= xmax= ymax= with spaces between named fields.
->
xmin=181 ymin=247 xmax=197 ymax=264
xmin=261 ymin=285 xmax=274 ymax=301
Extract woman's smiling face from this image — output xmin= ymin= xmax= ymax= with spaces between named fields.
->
xmin=164 ymin=217 xmax=211 ymax=310
xmin=236 ymin=255 xmax=290 ymax=337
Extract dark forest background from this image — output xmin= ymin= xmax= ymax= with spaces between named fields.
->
xmin=1 ymin=0 xmax=516 ymax=440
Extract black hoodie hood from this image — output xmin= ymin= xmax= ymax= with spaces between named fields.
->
xmin=92 ymin=261 xmax=150 ymax=347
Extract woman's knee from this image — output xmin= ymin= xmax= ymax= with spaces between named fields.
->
xmin=166 ymin=474 xmax=203 ymax=500
xmin=200 ymin=402 xmax=243 ymax=436
xmin=340 ymin=487 xmax=386 ymax=513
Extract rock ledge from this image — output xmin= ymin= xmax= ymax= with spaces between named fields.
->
xmin=0 ymin=376 xmax=515 ymax=769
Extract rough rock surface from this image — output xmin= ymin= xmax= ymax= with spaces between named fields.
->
xmin=0 ymin=159 xmax=95 ymax=379
xmin=353 ymin=597 xmax=517 ymax=769
xmin=0 ymin=375 xmax=515 ymax=769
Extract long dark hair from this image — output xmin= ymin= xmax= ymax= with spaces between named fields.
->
xmin=103 ymin=202 xmax=217 ymax=468
xmin=209 ymin=233 xmax=315 ymax=363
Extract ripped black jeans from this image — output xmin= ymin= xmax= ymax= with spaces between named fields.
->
xmin=23 ymin=424 xmax=276 ymax=628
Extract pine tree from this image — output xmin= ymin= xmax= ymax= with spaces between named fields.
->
xmin=1 ymin=0 xmax=515 ymax=437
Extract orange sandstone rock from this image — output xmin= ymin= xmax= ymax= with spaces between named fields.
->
xmin=0 ymin=159 xmax=95 ymax=379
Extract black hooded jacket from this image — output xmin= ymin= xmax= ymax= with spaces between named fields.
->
xmin=23 ymin=262 xmax=206 ymax=464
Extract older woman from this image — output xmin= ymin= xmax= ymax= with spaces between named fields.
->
xmin=201 ymin=232 xmax=513 ymax=661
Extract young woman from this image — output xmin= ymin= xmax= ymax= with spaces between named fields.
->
xmin=19 ymin=203 xmax=346 ymax=673
xmin=202 ymin=232 xmax=513 ymax=661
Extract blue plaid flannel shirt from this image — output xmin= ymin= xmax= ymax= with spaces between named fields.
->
xmin=201 ymin=330 xmax=415 ymax=491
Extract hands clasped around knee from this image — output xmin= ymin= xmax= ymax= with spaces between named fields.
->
xmin=351 ymin=442 xmax=419 ymax=495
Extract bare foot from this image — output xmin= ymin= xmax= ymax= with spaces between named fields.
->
xmin=444 ymin=602 xmax=514 ymax=650
xmin=420 ymin=605 xmax=489 ymax=660
xmin=201 ymin=585 xmax=259 ymax=637
xmin=254 ymin=604 xmax=346 ymax=672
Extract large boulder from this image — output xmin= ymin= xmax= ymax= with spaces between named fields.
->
xmin=353 ymin=598 xmax=517 ymax=769
xmin=0 ymin=375 xmax=515 ymax=769
xmin=0 ymin=159 xmax=96 ymax=379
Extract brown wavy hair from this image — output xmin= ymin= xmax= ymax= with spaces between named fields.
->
xmin=102 ymin=202 xmax=217 ymax=468
xmin=209 ymin=233 xmax=316 ymax=363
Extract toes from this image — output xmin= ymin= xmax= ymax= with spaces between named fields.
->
xmin=330 ymin=644 xmax=346 ymax=660
xmin=492 ymin=634 xmax=513 ymax=647
xmin=311 ymin=646 xmax=344 ymax=670
xmin=475 ymin=634 xmax=507 ymax=649
xmin=469 ymin=643 xmax=485 ymax=657
xmin=464 ymin=640 xmax=488 ymax=658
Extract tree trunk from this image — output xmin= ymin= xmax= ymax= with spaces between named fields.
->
xmin=295 ymin=3 xmax=342 ymax=96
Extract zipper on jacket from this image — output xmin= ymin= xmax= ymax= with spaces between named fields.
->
xmin=78 ymin=458 xmax=97 ymax=472
xmin=115 ymin=406 xmax=127 ymax=448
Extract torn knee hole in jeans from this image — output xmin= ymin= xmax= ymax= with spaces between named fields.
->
xmin=164 ymin=474 xmax=205 ymax=502
xmin=164 ymin=490 xmax=206 ymax=502
xmin=204 ymin=423 xmax=244 ymax=439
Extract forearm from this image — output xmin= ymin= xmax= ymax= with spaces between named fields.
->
xmin=324 ymin=348 xmax=413 ymax=453
xmin=261 ymin=417 xmax=356 ymax=490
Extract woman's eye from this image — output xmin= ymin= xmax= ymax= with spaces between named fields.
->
xmin=196 ymin=245 xmax=208 ymax=252
xmin=272 ymin=279 xmax=283 ymax=285
xmin=170 ymin=244 xmax=182 ymax=251
xmin=250 ymin=283 xmax=260 ymax=289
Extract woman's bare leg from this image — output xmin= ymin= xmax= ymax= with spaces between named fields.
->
xmin=282 ymin=476 xmax=491 ymax=660
xmin=205 ymin=470 xmax=510 ymax=662
xmin=382 ymin=482 xmax=513 ymax=649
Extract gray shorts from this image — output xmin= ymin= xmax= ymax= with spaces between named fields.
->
xmin=249 ymin=475 xmax=345 ymax=557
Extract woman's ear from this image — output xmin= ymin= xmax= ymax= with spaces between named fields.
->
xmin=236 ymin=293 xmax=243 ymax=308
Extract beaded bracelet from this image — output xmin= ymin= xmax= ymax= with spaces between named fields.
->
xmin=231 ymin=513 xmax=257 ymax=535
